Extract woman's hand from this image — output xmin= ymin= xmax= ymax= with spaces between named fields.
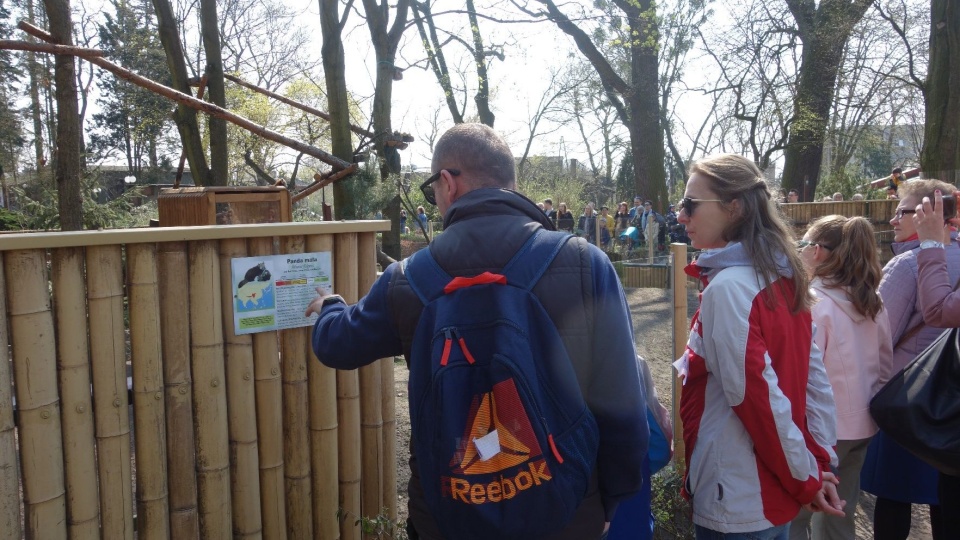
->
xmin=914 ymin=189 xmax=952 ymax=242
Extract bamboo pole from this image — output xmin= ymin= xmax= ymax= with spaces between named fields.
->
xmin=86 ymin=245 xmax=135 ymax=539
xmin=50 ymin=248 xmax=99 ymax=539
xmin=670 ymin=243 xmax=688 ymax=473
xmin=278 ymin=235 xmax=313 ymax=539
xmin=357 ymin=232 xmax=383 ymax=532
xmin=5 ymin=250 xmax=66 ymax=539
xmin=380 ymin=356 xmax=397 ymax=522
xmin=334 ymin=233 xmax=362 ymax=540
xmin=127 ymin=244 xmax=171 ymax=540
xmin=219 ymin=238 xmax=264 ymax=538
xmin=0 ymin=253 xmax=21 ymax=539
xmin=304 ymin=234 xmax=340 ymax=539
xmin=247 ymin=236 xmax=288 ymax=540
xmin=189 ymin=240 xmax=233 ymax=538
xmin=17 ymin=22 xmax=352 ymax=171
xmin=157 ymin=241 xmax=201 ymax=537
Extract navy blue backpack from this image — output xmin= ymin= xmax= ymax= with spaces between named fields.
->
xmin=403 ymin=229 xmax=600 ymax=539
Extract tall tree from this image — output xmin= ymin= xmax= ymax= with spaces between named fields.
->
xmin=410 ymin=0 xmax=502 ymax=127
xmin=526 ymin=0 xmax=668 ymax=210
xmin=361 ymin=0 xmax=409 ymax=260
xmin=24 ymin=0 xmax=47 ymax=171
xmin=320 ymin=0 xmax=358 ymax=221
xmin=199 ymin=0 xmax=228 ymax=185
xmin=90 ymin=0 xmax=173 ymax=175
xmin=0 ymin=0 xmax=24 ymax=208
xmin=151 ymin=0 xmax=211 ymax=184
xmin=780 ymin=0 xmax=874 ymax=200
xmin=43 ymin=0 xmax=82 ymax=229
xmin=920 ymin=0 xmax=960 ymax=181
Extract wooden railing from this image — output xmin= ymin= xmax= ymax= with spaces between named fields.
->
xmin=0 ymin=221 xmax=393 ymax=540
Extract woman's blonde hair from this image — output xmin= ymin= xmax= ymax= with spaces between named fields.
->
xmin=806 ymin=215 xmax=883 ymax=319
xmin=690 ymin=154 xmax=811 ymax=312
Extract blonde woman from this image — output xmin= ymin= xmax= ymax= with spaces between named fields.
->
xmin=676 ymin=154 xmax=841 ymax=538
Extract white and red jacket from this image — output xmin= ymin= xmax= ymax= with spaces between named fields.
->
xmin=678 ymin=243 xmax=837 ymax=533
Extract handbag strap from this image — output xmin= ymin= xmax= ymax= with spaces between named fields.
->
xmin=894 ymin=271 xmax=960 ymax=350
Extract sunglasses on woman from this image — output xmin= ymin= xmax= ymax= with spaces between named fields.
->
xmin=419 ymin=168 xmax=461 ymax=206
xmin=677 ymin=197 xmax=722 ymax=217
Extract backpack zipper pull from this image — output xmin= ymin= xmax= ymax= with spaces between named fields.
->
xmin=453 ymin=328 xmax=476 ymax=365
xmin=440 ymin=329 xmax=454 ymax=366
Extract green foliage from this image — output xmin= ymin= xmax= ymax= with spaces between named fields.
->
xmin=651 ymin=464 xmax=695 ymax=539
xmin=0 ymin=207 xmax=21 ymax=231
xmin=815 ymin=168 xmax=865 ymax=201
xmin=10 ymin=171 xmax=149 ymax=230
xmin=89 ymin=0 xmax=174 ymax=171
xmin=339 ymin=159 xmax=398 ymax=219
xmin=337 ymin=507 xmax=408 ymax=540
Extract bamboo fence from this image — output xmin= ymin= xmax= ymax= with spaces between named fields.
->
xmin=0 ymin=221 xmax=389 ymax=540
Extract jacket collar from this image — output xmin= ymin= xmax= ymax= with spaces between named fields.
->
xmin=443 ymin=188 xmax=555 ymax=231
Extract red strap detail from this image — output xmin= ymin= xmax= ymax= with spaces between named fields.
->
xmin=458 ymin=337 xmax=476 ymax=364
xmin=443 ymin=272 xmax=506 ymax=294
xmin=440 ymin=338 xmax=453 ymax=366
xmin=548 ymin=434 xmax=564 ymax=464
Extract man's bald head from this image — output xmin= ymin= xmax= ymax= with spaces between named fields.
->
xmin=432 ymin=123 xmax=516 ymax=190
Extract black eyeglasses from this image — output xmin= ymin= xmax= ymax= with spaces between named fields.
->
xmin=419 ymin=169 xmax=461 ymax=206
xmin=677 ymin=197 xmax=722 ymax=217
xmin=893 ymin=208 xmax=916 ymax=220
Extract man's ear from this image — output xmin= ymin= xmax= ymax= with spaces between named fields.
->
xmin=443 ymin=170 xmax=460 ymax=202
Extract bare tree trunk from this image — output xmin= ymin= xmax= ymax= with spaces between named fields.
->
xmin=362 ymin=0 xmax=409 ymax=260
xmin=199 ymin=0 xmax=228 ymax=185
xmin=26 ymin=0 xmax=45 ymax=171
xmin=780 ymin=0 xmax=874 ymax=200
xmin=320 ymin=0 xmax=358 ymax=219
xmin=152 ymin=0 xmax=212 ymax=185
xmin=920 ymin=0 xmax=960 ymax=183
xmin=43 ymin=0 xmax=82 ymax=230
xmin=465 ymin=0 xmax=494 ymax=127
xmin=411 ymin=2 xmax=463 ymax=124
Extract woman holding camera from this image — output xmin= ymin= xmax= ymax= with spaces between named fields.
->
xmin=860 ymin=179 xmax=959 ymax=540
xmin=903 ymin=188 xmax=960 ymax=539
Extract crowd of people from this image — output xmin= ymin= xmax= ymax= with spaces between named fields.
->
xmin=309 ymin=123 xmax=957 ymax=540
xmin=538 ymin=196 xmax=689 ymax=251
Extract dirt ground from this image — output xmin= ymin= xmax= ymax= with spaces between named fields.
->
xmin=388 ymin=274 xmax=934 ymax=538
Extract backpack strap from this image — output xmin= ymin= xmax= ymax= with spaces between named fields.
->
xmin=502 ymin=229 xmax=573 ymax=291
xmin=402 ymin=248 xmax=451 ymax=305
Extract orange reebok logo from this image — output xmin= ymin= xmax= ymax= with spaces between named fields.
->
xmin=441 ymin=379 xmax=553 ymax=505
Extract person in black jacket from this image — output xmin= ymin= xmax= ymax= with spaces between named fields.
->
xmin=307 ymin=123 xmax=648 ymax=540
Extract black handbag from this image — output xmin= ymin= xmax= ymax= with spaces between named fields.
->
xmin=870 ymin=327 xmax=960 ymax=476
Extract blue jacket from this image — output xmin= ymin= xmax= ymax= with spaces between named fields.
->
xmin=312 ymin=188 xmax=648 ymax=538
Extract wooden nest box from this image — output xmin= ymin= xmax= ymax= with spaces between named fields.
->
xmin=158 ymin=186 xmax=292 ymax=226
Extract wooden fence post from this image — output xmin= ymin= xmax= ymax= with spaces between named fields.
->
xmin=87 ymin=245 xmax=135 ymax=539
xmin=158 ymin=242 xmax=201 ymax=537
xmin=189 ymin=240 xmax=233 ymax=538
xmin=128 ymin=243 xmax=172 ymax=539
xmin=335 ymin=233 xmax=361 ymax=540
xmin=247 ymin=236 xmax=288 ymax=539
xmin=219 ymin=238 xmax=265 ymax=538
xmin=670 ymin=243 xmax=688 ymax=473
xmin=50 ymin=247 xmax=99 ymax=539
xmin=280 ymin=235 xmax=314 ymax=539
xmin=305 ymin=233 xmax=340 ymax=539
xmin=6 ymin=249 xmax=67 ymax=540
xmin=0 ymin=253 xmax=22 ymax=539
